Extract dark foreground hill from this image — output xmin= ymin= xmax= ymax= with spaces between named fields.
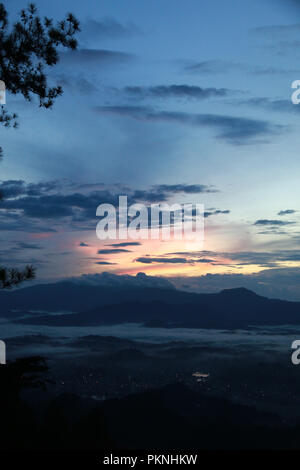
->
xmin=2 ymin=381 xmax=299 ymax=450
xmin=12 ymin=283 xmax=300 ymax=329
xmin=99 ymin=382 xmax=287 ymax=450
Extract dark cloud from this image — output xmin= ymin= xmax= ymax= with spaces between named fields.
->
xmin=123 ymin=84 xmax=230 ymax=100
xmin=79 ymin=242 xmax=90 ymax=247
xmin=129 ymin=185 xmax=214 ymax=202
xmin=1 ymin=195 xmax=74 ymax=218
xmin=131 ymin=184 xmax=217 ymax=202
xmin=204 ymin=209 xmax=230 ymax=218
xmin=135 ymin=256 xmax=214 ymax=264
xmin=254 ymin=219 xmax=294 ymax=226
xmin=15 ymin=242 xmax=42 ymax=250
xmin=0 ymin=180 xmax=25 ymax=198
xmin=130 ymin=189 xmax=168 ymax=203
xmin=76 ymin=182 xmax=106 ymax=190
xmin=97 ymin=248 xmax=131 ymax=254
xmin=107 ymin=242 xmax=141 ymax=247
xmin=0 ymin=190 xmax=121 ymax=221
xmin=152 ymin=184 xmax=218 ymax=194
xmin=278 ymin=209 xmax=296 ymax=216
xmin=95 ymin=261 xmax=118 ymax=265
xmin=95 ymin=105 xmax=283 ymax=144
xmin=0 ymin=180 xmax=217 ymax=232
xmin=136 ymin=257 xmax=189 ymax=264
xmin=0 ymin=180 xmax=59 ymax=199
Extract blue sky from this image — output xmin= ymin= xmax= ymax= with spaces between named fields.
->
xmin=1 ymin=0 xmax=300 ymax=299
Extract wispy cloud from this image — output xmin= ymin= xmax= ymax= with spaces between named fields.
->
xmin=60 ymin=48 xmax=135 ymax=67
xmin=107 ymin=242 xmax=142 ymax=247
xmin=98 ymin=248 xmax=132 ymax=254
xmin=82 ymin=17 xmax=141 ymax=40
xmin=167 ymin=249 xmax=300 ymax=268
xmin=204 ymin=209 xmax=230 ymax=218
xmin=170 ymin=267 xmax=300 ymax=301
xmin=135 ymin=256 xmax=214 ymax=264
xmin=95 ymin=105 xmax=283 ymax=145
xmin=95 ymin=261 xmax=118 ymax=265
xmin=122 ymin=84 xmax=231 ymax=100
xmin=278 ymin=209 xmax=297 ymax=216
xmin=238 ymin=97 xmax=300 ymax=114
xmin=184 ymin=59 xmax=297 ymax=76
xmin=251 ymin=23 xmax=300 ymax=36
xmin=254 ymin=219 xmax=295 ymax=226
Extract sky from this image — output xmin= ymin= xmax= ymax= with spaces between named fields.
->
xmin=1 ymin=0 xmax=300 ymax=299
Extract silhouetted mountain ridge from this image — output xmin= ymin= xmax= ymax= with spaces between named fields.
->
xmin=11 ymin=282 xmax=300 ymax=328
xmin=0 ymin=282 xmax=187 ymax=317
xmin=219 ymin=287 xmax=262 ymax=298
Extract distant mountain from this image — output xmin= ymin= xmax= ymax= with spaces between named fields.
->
xmin=0 ymin=281 xmax=182 ymax=317
xmin=12 ymin=283 xmax=300 ymax=328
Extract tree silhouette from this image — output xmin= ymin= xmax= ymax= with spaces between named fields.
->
xmin=0 ymin=2 xmax=80 ymax=287
xmin=0 ymin=2 xmax=80 ymax=130
xmin=0 ymin=356 xmax=49 ymax=396
xmin=0 ymin=356 xmax=49 ymax=449
xmin=0 ymin=264 xmax=36 ymax=288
